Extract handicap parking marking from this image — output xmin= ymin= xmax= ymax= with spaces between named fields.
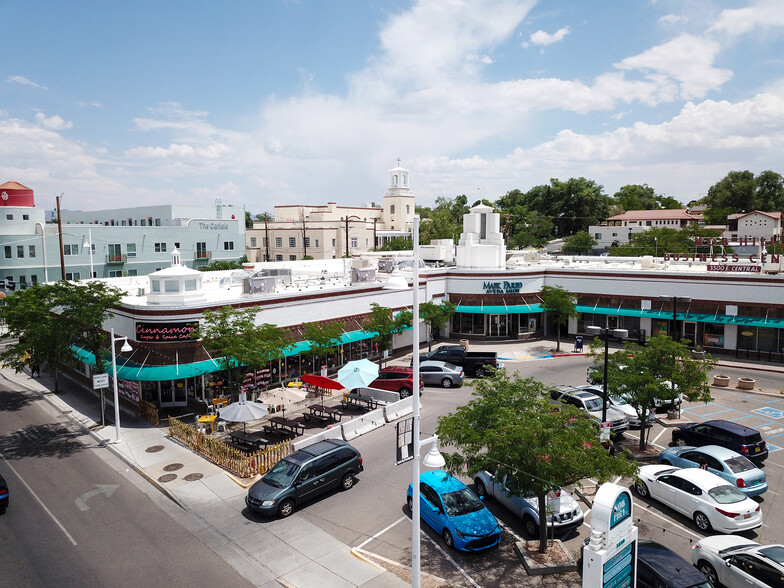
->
xmin=766 ymin=444 xmax=781 ymax=453
xmin=753 ymin=407 xmax=784 ymax=419
xmin=759 ymin=424 xmax=784 ymax=437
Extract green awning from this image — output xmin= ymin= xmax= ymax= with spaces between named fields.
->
xmin=577 ymin=306 xmax=784 ymax=329
xmin=455 ymin=304 xmax=543 ymax=314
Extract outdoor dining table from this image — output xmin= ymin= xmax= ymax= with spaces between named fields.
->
xmin=264 ymin=416 xmax=305 ymax=437
xmin=211 ymin=397 xmax=229 ymax=409
xmin=340 ymin=392 xmax=378 ymax=411
xmin=304 ymin=404 xmax=343 ymax=424
xmin=197 ymin=414 xmax=218 ymax=433
xmin=228 ymin=430 xmax=265 ymax=451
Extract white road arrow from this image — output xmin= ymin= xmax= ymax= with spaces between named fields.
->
xmin=75 ymin=484 xmax=119 ymax=511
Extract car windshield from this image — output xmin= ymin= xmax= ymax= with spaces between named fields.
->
xmin=262 ymin=458 xmax=300 ymax=488
xmin=583 ymin=397 xmax=603 ymax=412
xmin=724 ymin=455 xmax=756 ymax=473
xmin=442 ymin=487 xmax=485 ymax=516
xmin=708 ymin=484 xmax=747 ymax=504
xmin=609 ymin=396 xmax=628 ymax=406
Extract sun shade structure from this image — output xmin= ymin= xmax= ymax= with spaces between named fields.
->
xmin=218 ymin=392 xmax=269 ymax=431
xmin=256 ymin=387 xmax=307 ymax=418
xmin=337 ymin=358 xmax=379 ymax=389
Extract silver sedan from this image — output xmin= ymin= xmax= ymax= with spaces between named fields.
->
xmin=419 ymin=361 xmax=464 ymax=388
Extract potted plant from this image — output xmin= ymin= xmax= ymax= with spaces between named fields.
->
xmin=737 ymin=376 xmax=755 ymax=390
xmin=713 ymin=374 xmax=730 ymax=387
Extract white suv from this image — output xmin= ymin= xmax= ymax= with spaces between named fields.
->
xmin=550 ymin=385 xmax=628 ymax=434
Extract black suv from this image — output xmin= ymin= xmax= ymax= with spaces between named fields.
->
xmin=671 ymin=420 xmax=768 ymax=464
xmin=637 ymin=540 xmax=711 ymax=588
xmin=246 ymin=439 xmax=363 ymax=517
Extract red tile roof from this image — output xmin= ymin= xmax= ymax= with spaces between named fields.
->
xmin=0 ymin=181 xmax=32 ymax=191
xmin=606 ymin=209 xmax=698 ymax=221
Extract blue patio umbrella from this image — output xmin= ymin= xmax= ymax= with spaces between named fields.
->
xmin=337 ymin=359 xmax=379 ymax=390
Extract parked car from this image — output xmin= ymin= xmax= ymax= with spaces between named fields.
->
xmin=473 ymin=470 xmax=584 ymax=538
xmin=578 ymin=384 xmax=655 ymax=428
xmin=692 ymin=535 xmax=784 ymax=588
xmin=369 ymin=366 xmax=424 ymax=399
xmin=406 ymin=470 xmax=501 ymax=552
xmin=246 ymin=439 xmax=363 ymax=517
xmin=671 ymin=420 xmax=768 ymax=464
xmin=419 ymin=360 xmax=464 ymax=388
xmin=420 ymin=345 xmax=500 ymax=378
xmin=634 ymin=465 xmax=762 ymax=533
xmin=550 ymin=385 xmax=629 ymax=434
xmin=658 ymin=445 xmax=768 ymax=498
xmin=0 ymin=472 xmax=8 ymax=514
xmin=638 ymin=540 xmax=712 ymax=588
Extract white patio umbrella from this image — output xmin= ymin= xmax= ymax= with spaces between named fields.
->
xmin=337 ymin=358 xmax=379 ymax=390
xmin=218 ymin=391 xmax=269 ymax=431
xmin=257 ymin=387 xmax=307 ymax=418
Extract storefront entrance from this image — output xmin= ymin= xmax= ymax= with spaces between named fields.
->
xmin=488 ymin=314 xmax=508 ymax=337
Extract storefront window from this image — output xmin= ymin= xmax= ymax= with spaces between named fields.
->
xmin=738 ymin=327 xmax=756 ymax=351
xmin=758 ymin=327 xmax=779 ymax=352
xmin=652 ymin=320 xmax=669 ymax=338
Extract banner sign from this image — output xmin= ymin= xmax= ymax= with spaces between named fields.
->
xmin=707 ymin=265 xmax=761 ymax=273
xmin=136 ymin=321 xmax=199 ymax=342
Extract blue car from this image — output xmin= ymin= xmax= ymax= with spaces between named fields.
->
xmin=407 ymin=470 xmax=501 ymax=552
xmin=658 ymin=444 xmax=767 ymax=498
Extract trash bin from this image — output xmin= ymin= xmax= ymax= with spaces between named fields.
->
xmin=459 ymin=339 xmax=469 ymax=350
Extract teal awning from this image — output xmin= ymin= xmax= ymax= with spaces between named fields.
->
xmin=455 ymin=304 xmax=543 ymax=314
xmin=577 ymin=306 xmax=784 ymax=329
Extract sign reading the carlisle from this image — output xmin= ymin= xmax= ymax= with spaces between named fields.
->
xmin=136 ymin=321 xmax=199 ymax=342
xmin=482 ymin=281 xmax=523 ymax=294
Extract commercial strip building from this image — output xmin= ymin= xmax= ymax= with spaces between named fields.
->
xmin=60 ymin=204 xmax=784 ymax=415
xmin=0 ymin=180 xmax=245 ymax=286
xmin=245 ymin=165 xmax=416 ymax=262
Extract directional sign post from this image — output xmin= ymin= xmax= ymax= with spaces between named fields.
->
xmin=93 ymin=373 xmax=110 ymax=427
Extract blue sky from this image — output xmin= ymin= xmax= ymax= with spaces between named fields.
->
xmin=2 ymin=0 xmax=784 ymax=214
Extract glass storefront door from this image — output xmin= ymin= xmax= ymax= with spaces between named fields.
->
xmin=684 ymin=321 xmax=697 ymax=348
xmin=488 ymin=314 xmax=508 ymax=338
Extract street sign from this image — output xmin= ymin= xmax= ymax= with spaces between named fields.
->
xmin=599 ymin=421 xmax=611 ymax=441
xmin=93 ymin=373 xmax=109 ymax=389
xmin=396 ymin=417 xmax=414 ymax=465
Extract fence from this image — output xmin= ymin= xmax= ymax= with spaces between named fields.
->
xmin=169 ymin=417 xmax=292 ymax=478
xmin=137 ymin=398 xmax=159 ymax=426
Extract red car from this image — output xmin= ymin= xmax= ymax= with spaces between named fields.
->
xmin=369 ymin=366 xmax=424 ymax=399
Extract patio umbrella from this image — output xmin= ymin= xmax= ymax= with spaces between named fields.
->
xmin=337 ymin=359 xmax=379 ymax=390
xmin=300 ymin=373 xmax=344 ymax=404
xmin=257 ymin=387 xmax=308 ymax=418
xmin=218 ymin=391 xmax=269 ymax=431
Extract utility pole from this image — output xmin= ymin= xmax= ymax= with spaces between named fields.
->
xmin=56 ymin=193 xmax=66 ymax=280
xmin=264 ymin=214 xmax=271 ymax=262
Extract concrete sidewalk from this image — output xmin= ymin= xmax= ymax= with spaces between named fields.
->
xmin=10 ymin=368 xmax=406 ymax=588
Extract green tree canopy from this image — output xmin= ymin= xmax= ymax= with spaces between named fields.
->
xmin=561 ymin=231 xmax=598 ymax=253
xmin=361 ymin=303 xmax=413 ymax=367
xmin=417 ymin=195 xmax=469 ymax=243
xmin=301 ymin=321 xmax=344 ymax=367
xmin=539 ymin=286 xmax=578 ymax=352
xmin=437 ymin=372 xmax=638 ymax=553
xmin=609 ymin=226 xmax=726 ymax=257
xmin=377 ymin=237 xmax=412 ymax=251
xmin=419 ymin=300 xmax=457 ymax=351
xmin=613 ymin=184 xmax=660 ymax=212
xmin=702 ymin=170 xmax=784 ymax=224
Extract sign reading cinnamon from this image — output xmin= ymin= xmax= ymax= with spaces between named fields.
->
xmin=136 ymin=321 xmax=199 ymax=342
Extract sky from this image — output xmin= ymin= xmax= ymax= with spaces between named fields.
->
xmin=2 ymin=0 xmax=784 ymax=215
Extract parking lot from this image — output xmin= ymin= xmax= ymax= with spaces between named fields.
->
xmin=293 ymin=356 xmax=784 ymax=587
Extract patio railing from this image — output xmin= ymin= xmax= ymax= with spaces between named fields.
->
xmin=169 ymin=417 xmax=292 ymax=478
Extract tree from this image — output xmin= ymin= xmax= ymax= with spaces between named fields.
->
xmin=361 ymin=303 xmax=413 ymax=367
xmin=561 ymin=231 xmax=598 ymax=253
xmin=539 ymin=286 xmax=578 ymax=352
xmin=418 ymin=195 xmax=469 ymax=243
xmin=198 ymin=257 xmax=247 ymax=271
xmin=700 ymin=170 xmax=784 ymax=224
xmin=377 ymin=237 xmax=412 ymax=251
xmin=613 ymin=184 xmax=659 ymax=212
xmin=301 ymin=321 xmax=344 ymax=372
xmin=419 ymin=300 xmax=457 ymax=351
xmin=609 ymin=226 xmax=726 ymax=257
xmin=193 ymin=306 xmax=290 ymax=395
xmin=436 ymin=371 xmax=638 ymax=553
xmin=588 ymin=335 xmax=713 ymax=450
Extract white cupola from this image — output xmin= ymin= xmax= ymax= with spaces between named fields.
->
xmin=145 ymin=248 xmax=206 ymax=305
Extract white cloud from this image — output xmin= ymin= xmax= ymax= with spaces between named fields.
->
xmin=659 ymin=14 xmax=686 ymax=25
xmin=525 ymin=26 xmax=570 ymax=47
xmin=615 ymin=34 xmax=732 ymax=99
xmin=709 ymin=0 xmax=784 ymax=36
xmin=34 ymin=112 xmax=73 ymax=131
xmin=6 ymin=75 xmax=47 ymax=90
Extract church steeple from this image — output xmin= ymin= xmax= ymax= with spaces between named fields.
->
xmin=387 ymin=158 xmax=410 ymax=195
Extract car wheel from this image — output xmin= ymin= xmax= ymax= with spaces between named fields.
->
xmin=399 ymin=387 xmax=412 ymax=399
xmin=441 ymin=377 xmax=453 ymax=388
xmin=523 ymin=515 xmax=540 ymax=538
xmin=634 ymin=480 xmax=650 ymax=498
xmin=696 ymin=561 xmax=718 ymax=586
xmin=660 ymin=459 xmax=671 ymax=466
xmin=407 ymin=496 xmax=413 ymax=512
xmin=340 ymin=473 xmax=355 ymax=491
xmin=474 ymin=366 xmax=485 ymax=378
xmin=442 ymin=529 xmax=455 ymax=548
xmin=474 ymin=479 xmax=487 ymax=499
xmin=278 ymin=499 xmax=295 ymax=518
xmin=694 ymin=511 xmax=713 ymax=532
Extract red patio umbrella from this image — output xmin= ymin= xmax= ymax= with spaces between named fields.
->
xmin=300 ymin=374 xmax=345 ymax=404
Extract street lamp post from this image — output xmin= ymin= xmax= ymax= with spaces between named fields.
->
xmin=343 ymin=215 xmax=361 ymax=258
xmin=382 ymin=217 xmax=445 ymax=587
xmin=110 ymin=328 xmax=133 ymax=444
xmin=586 ymin=326 xmax=628 ymax=423
xmin=659 ymin=296 xmax=691 ymax=342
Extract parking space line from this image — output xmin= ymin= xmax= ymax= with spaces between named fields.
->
xmin=420 ymin=532 xmax=482 ymax=588
xmin=633 ymin=503 xmax=702 ymax=540
xmin=356 ymin=516 xmax=407 ymax=550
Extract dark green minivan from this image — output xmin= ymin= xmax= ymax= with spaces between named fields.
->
xmin=245 ymin=439 xmax=363 ymax=518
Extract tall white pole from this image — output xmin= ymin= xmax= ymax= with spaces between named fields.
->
xmin=88 ymin=228 xmax=94 ymax=279
xmin=111 ymin=328 xmax=122 ymax=443
xmin=411 ymin=216 xmax=421 ymax=588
